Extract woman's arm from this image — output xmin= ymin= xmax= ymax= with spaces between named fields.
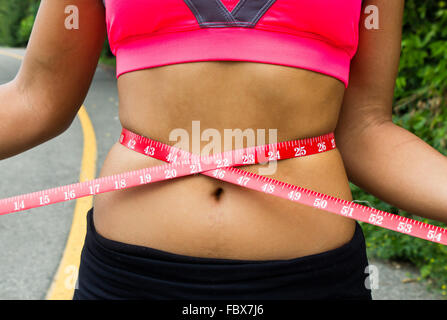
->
xmin=335 ymin=0 xmax=447 ymax=223
xmin=0 ymin=0 xmax=106 ymax=160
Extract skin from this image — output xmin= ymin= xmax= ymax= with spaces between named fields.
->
xmin=1 ymin=0 xmax=447 ymax=260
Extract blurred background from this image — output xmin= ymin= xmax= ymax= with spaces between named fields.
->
xmin=0 ymin=0 xmax=446 ymax=298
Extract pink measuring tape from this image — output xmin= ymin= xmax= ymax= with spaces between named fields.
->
xmin=0 ymin=128 xmax=445 ymax=246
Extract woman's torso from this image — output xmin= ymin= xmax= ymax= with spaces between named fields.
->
xmin=92 ymin=61 xmax=356 ymax=260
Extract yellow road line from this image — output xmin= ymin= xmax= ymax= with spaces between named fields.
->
xmin=0 ymin=49 xmax=25 ymax=61
xmin=45 ymin=106 xmax=97 ymax=300
xmin=0 ymin=49 xmax=98 ymax=300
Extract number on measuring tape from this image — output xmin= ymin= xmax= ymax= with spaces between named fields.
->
xmin=317 ymin=142 xmax=327 ymax=152
xmin=213 ymin=169 xmax=226 ymax=179
xmin=427 ymin=230 xmax=442 ymax=242
xmin=64 ymin=190 xmax=76 ymax=200
xmin=39 ymin=195 xmax=50 ymax=205
xmin=262 ymin=183 xmax=275 ymax=194
xmin=89 ymin=184 xmax=100 ymax=195
xmin=268 ymin=150 xmax=281 ymax=161
xmin=216 ymin=158 xmax=230 ymax=168
xmin=294 ymin=146 xmax=306 ymax=157
xmin=114 ymin=179 xmax=127 ymax=189
xmin=368 ymin=213 xmax=383 ymax=225
xmin=237 ymin=176 xmax=250 ymax=186
xmin=288 ymin=191 xmax=301 ymax=201
xmin=164 ymin=169 xmax=177 ymax=179
xmin=397 ymin=222 xmax=413 ymax=234
xmin=127 ymin=139 xmax=136 ymax=150
xmin=313 ymin=198 xmax=328 ymax=209
xmin=190 ymin=163 xmax=202 ymax=174
xmin=340 ymin=206 xmax=354 ymax=217
xmin=144 ymin=146 xmax=155 ymax=156
xmin=166 ymin=153 xmax=178 ymax=163
xmin=139 ymin=174 xmax=152 ymax=184
xmin=331 ymin=138 xmax=336 ymax=149
xmin=242 ymin=154 xmax=255 ymax=164
xmin=14 ymin=200 xmax=25 ymax=211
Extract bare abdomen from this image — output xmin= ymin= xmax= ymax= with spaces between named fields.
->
xmin=92 ymin=62 xmax=356 ymax=260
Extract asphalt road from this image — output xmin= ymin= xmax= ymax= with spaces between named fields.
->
xmin=0 ymin=47 xmax=120 ymax=299
xmin=0 ymin=47 xmax=444 ymax=300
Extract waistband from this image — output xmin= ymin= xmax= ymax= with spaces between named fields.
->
xmin=74 ymin=207 xmax=372 ymax=299
xmin=90 ymin=206 xmax=363 ymax=266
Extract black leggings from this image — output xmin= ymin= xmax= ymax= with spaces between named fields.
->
xmin=73 ymin=207 xmax=372 ymax=300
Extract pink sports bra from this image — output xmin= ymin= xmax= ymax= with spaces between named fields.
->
xmin=103 ymin=0 xmax=362 ymax=87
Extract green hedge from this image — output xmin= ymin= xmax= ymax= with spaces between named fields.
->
xmin=0 ymin=0 xmax=446 ymax=297
xmin=0 ymin=0 xmax=38 ymax=46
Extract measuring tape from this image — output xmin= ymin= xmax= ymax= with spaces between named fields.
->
xmin=0 ymin=128 xmax=445 ymax=246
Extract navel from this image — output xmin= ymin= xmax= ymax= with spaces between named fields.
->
xmin=212 ymin=187 xmax=224 ymax=201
